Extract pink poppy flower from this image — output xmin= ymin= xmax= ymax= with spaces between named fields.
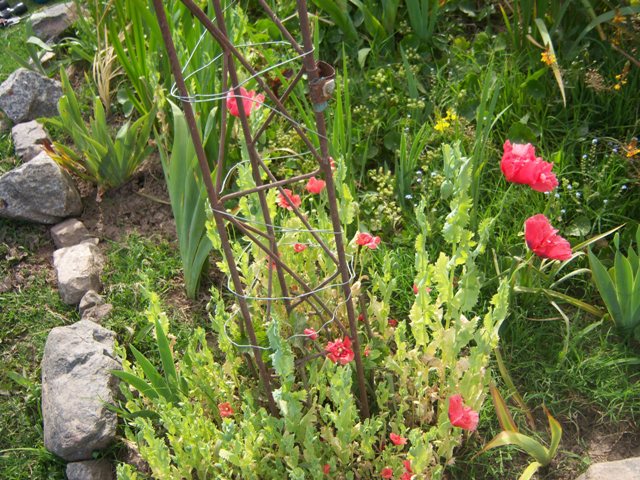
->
xmin=524 ymin=214 xmax=572 ymax=261
xmin=306 ymin=176 xmax=326 ymax=194
xmin=413 ymin=284 xmax=419 ymax=295
xmin=388 ymin=318 xmax=398 ymax=328
xmin=277 ymin=189 xmax=301 ymax=210
xmin=294 ymin=243 xmax=307 ymax=253
xmin=218 ymin=402 xmax=234 ymax=418
xmin=381 ymin=467 xmax=394 ymax=479
xmin=226 ymin=87 xmax=264 ymax=118
xmin=501 ymin=140 xmax=558 ymax=192
xmin=323 ymin=464 xmax=330 ymax=475
xmin=358 ymin=313 xmax=365 ymax=322
xmin=356 ymin=232 xmax=381 ymax=249
xmin=364 ymin=345 xmax=371 ymax=357
xmin=401 ymin=473 xmax=412 ymax=480
xmin=329 ymin=157 xmax=337 ymax=171
xmin=390 ymin=433 xmax=407 ymax=446
xmin=403 ymin=460 xmax=412 ymax=473
xmin=325 ymin=336 xmax=355 ymax=365
xmin=448 ymin=394 xmax=479 ymax=431
xmin=304 ymin=328 xmax=318 ymax=340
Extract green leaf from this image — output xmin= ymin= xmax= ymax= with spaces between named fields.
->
xmin=111 ymin=370 xmax=159 ymax=400
xmin=154 ymin=318 xmax=179 ymax=391
xmin=482 ymin=431 xmax=551 ymax=465
xmin=490 ymin=383 xmax=518 ymax=432
xmin=519 ymin=462 xmax=543 ymax=480
xmin=544 ymin=406 xmax=562 ymax=459
xmin=588 ymin=249 xmax=623 ymax=325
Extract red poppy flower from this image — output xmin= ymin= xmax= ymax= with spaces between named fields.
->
xmin=364 ymin=345 xmax=371 ymax=357
xmin=294 ymin=243 xmax=307 ymax=253
xmin=277 ymin=189 xmax=302 ymax=210
xmin=388 ymin=318 xmax=398 ymax=328
xmin=524 ymin=214 xmax=572 ymax=261
xmin=401 ymin=473 xmax=412 ymax=480
xmin=413 ymin=284 xmax=419 ymax=295
xmin=358 ymin=313 xmax=365 ymax=322
xmin=381 ymin=467 xmax=394 ymax=479
xmin=218 ymin=402 xmax=234 ymax=418
xmin=226 ymin=87 xmax=264 ymax=118
xmin=403 ymin=460 xmax=412 ymax=473
xmin=356 ymin=232 xmax=381 ymax=249
xmin=390 ymin=433 xmax=407 ymax=446
xmin=304 ymin=328 xmax=318 ymax=340
xmin=323 ymin=464 xmax=330 ymax=475
xmin=448 ymin=394 xmax=479 ymax=431
xmin=306 ymin=176 xmax=326 ymax=194
xmin=501 ymin=140 xmax=558 ymax=192
xmin=325 ymin=336 xmax=355 ymax=365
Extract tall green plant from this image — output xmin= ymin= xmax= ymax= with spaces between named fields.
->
xmin=158 ymin=103 xmax=214 ymax=299
xmin=46 ymin=70 xmax=155 ymax=192
xmin=588 ymin=226 xmax=640 ymax=340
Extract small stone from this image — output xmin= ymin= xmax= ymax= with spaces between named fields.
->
xmin=0 ymin=69 xmax=62 ymax=123
xmin=29 ymin=2 xmax=78 ymax=42
xmin=11 ymin=120 xmax=50 ymax=161
xmin=0 ymin=152 xmax=82 ymax=224
xmin=575 ymin=458 xmax=640 ymax=480
xmin=81 ymin=304 xmax=113 ymax=324
xmin=53 ymin=243 xmax=104 ymax=305
xmin=66 ymin=459 xmax=114 ymax=480
xmin=79 ymin=289 xmax=104 ymax=315
xmin=42 ymin=320 xmax=120 ymax=461
xmin=50 ymin=218 xmax=97 ymax=249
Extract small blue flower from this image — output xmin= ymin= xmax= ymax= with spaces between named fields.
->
xmin=554 ymin=193 xmax=560 ymax=199
xmin=416 ymin=170 xmax=423 ymax=176
xmin=561 ymin=209 xmax=566 ymax=214
xmin=576 ymin=192 xmax=582 ymax=198
xmin=621 ymin=184 xmax=628 ymax=190
xmin=613 ymin=148 xmax=619 ymax=153
xmin=603 ymin=199 xmax=609 ymax=205
xmin=405 ymin=194 xmax=413 ymax=200
xmin=582 ymin=154 xmax=588 ymax=160
xmin=430 ymin=171 xmax=437 ymax=177
xmin=567 ymin=184 xmax=573 ymax=190
xmin=592 ymin=138 xmax=598 ymax=145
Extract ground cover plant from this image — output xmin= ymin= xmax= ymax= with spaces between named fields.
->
xmin=1 ymin=1 xmax=639 ymax=479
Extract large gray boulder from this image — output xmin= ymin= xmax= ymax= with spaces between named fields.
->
xmin=575 ymin=458 xmax=640 ymax=480
xmin=0 ymin=68 xmax=62 ymax=123
xmin=42 ymin=320 xmax=120 ymax=462
xmin=53 ymin=243 xmax=104 ymax=305
xmin=11 ymin=120 xmax=49 ymax=161
xmin=29 ymin=2 xmax=78 ymax=42
xmin=66 ymin=459 xmax=115 ymax=480
xmin=0 ymin=152 xmax=82 ymax=224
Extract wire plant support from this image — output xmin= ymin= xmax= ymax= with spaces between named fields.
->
xmin=152 ymin=0 xmax=370 ymax=418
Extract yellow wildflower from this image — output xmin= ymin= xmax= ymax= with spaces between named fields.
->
xmin=434 ymin=118 xmax=450 ymax=132
xmin=541 ymin=50 xmax=556 ymax=66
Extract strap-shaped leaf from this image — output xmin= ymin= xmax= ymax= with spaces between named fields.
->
xmin=519 ymin=462 xmax=543 ymax=480
xmin=490 ymin=383 xmax=519 ymax=432
xmin=588 ymin=248 xmax=623 ymax=325
xmin=130 ymin=346 xmax=176 ymax=402
xmin=482 ymin=431 xmax=551 ymax=466
xmin=544 ymin=405 xmax=563 ymax=459
xmin=154 ymin=318 xmax=179 ymax=391
xmin=111 ymin=370 xmax=158 ymax=400
xmin=614 ymin=251 xmax=634 ymax=330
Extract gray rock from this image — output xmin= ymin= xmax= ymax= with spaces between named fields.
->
xmin=11 ymin=120 xmax=49 ymax=161
xmin=82 ymin=304 xmax=113 ymax=325
xmin=66 ymin=459 xmax=114 ymax=480
xmin=0 ymin=68 xmax=62 ymax=123
xmin=79 ymin=290 xmax=104 ymax=315
xmin=50 ymin=218 xmax=97 ymax=248
xmin=42 ymin=320 xmax=120 ymax=461
xmin=576 ymin=458 xmax=640 ymax=480
xmin=0 ymin=152 xmax=82 ymax=224
xmin=53 ymin=243 xmax=104 ymax=305
xmin=29 ymin=2 xmax=78 ymax=42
